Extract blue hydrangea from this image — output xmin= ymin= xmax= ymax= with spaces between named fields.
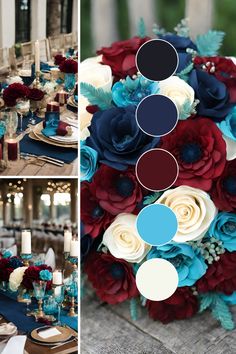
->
xmin=39 ymin=269 xmax=52 ymax=281
xmin=147 ymin=242 xmax=207 ymax=287
xmin=112 ymin=75 xmax=159 ymax=107
xmin=8 ymin=257 xmax=23 ymax=269
xmin=80 ymin=142 xmax=98 ymax=182
xmin=208 ymin=212 xmax=236 ymax=252
xmin=218 ymin=106 xmax=236 ymax=141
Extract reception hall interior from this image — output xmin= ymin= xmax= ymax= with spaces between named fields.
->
xmin=0 ymin=178 xmax=78 ymax=353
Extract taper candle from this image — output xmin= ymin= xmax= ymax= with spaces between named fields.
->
xmin=35 ymin=40 xmax=40 ymax=73
xmin=52 ymin=270 xmax=63 ymax=285
xmin=21 ymin=230 xmax=31 ymax=254
xmin=64 ymin=230 xmax=72 ymax=253
xmin=70 ymin=238 xmax=78 ymax=257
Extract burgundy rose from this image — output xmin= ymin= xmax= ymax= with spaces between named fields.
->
xmin=147 ymin=287 xmax=198 ymax=324
xmin=0 ymin=258 xmax=13 ymax=281
xmin=81 ymin=182 xmax=113 ymax=238
xmin=210 ymin=159 xmax=236 ymax=211
xmin=22 ymin=264 xmax=52 ymax=290
xmin=28 ymin=88 xmax=44 ymax=101
xmin=59 ymin=59 xmax=78 ymax=74
xmin=161 ymin=118 xmax=226 ymax=191
xmin=97 ymin=36 xmax=150 ymax=80
xmin=90 ymin=164 xmax=143 ymax=215
xmin=196 ymin=251 xmax=236 ymax=295
xmin=3 ymin=83 xmax=30 ymax=107
xmin=54 ymin=54 xmax=66 ymax=66
xmin=84 ymin=252 xmax=138 ymax=304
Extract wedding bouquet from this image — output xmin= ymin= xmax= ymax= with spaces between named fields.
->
xmin=81 ymin=19 xmax=236 ymax=330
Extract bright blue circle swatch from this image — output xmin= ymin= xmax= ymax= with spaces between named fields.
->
xmin=136 ymin=204 xmax=178 ymax=246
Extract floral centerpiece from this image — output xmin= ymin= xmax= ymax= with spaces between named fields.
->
xmin=57 ymin=57 xmax=78 ymax=92
xmin=81 ymin=19 xmax=236 ymax=330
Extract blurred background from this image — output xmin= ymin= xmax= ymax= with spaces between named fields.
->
xmin=81 ymin=0 xmax=236 ymax=60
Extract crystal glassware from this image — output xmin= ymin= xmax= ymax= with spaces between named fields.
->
xmin=53 ymin=285 xmax=64 ymax=326
xmin=0 ymin=110 xmax=18 ymax=137
xmin=15 ymin=99 xmax=30 ymax=132
xmin=33 ymin=280 xmax=46 ymax=318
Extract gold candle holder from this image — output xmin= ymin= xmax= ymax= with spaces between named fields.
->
xmin=37 ymin=298 xmax=44 ymax=318
xmin=68 ymin=296 xmax=76 ymax=317
xmin=35 ymin=71 xmax=41 ymax=88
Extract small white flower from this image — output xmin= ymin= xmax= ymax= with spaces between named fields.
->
xmin=43 ymin=81 xmax=57 ymax=95
xmin=102 ymin=213 xmax=151 ymax=263
xmin=7 ymin=76 xmax=24 ymax=85
xmin=9 ymin=266 xmax=28 ymax=292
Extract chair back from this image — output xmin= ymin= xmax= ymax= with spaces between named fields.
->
xmin=48 ymin=34 xmax=65 ymax=57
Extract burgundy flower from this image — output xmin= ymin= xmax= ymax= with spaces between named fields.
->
xmin=147 ymin=287 xmax=198 ymax=324
xmin=28 ymin=88 xmax=44 ymax=101
xmin=84 ymin=252 xmax=138 ymax=304
xmin=97 ymin=36 xmax=150 ymax=80
xmin=22 ymin=265 xmax=52 ymax=290
xmin=81 ymin=182 xmax=113 ymax=238
xmin=90 ymin=164 xmax=143 ymax=215
xmin=59 ymin=59 xmax=78 ymax=74
xmin=3 ymin=83 xmax=30 ymax=107
xmin=210 ymin=159 xmax=236 ymax=211
xmin=0 ymin=258 xmax=13 ymax=281
xmin=54 ymin=54 xmax=66 ymax=66
xmin=161 ymin=118 xmax=226 ymax=191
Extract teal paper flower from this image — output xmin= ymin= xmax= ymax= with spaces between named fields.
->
xmin=2 ymin=250 xmax=12 ymax=258
xmin=112 ymin=75 xmax=159 ymax=107
xmin=0 ymin=121 xmax=6 ymax=138
xmin=147 ymin=242 xmax=207 ymax=287
xmin=39 ymin=269 xmax=52 ymax=281
xmin=209 ymin=212 xmax=236 ymax=252
xmin=218 ymin=106 xmax=236 ymax=141
xmin=80 ymin=142 xmax=98 ymax=182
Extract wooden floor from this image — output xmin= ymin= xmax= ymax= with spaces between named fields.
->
xmin=81 ymin=293 xmax=236 ymax=354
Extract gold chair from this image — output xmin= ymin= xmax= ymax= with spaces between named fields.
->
xmin=48 ymin=34 xmax=65 ymax=58
xmin=32 ymin=39 xmax=50 ymax=62
xmin=0 ymin=47 xmax=10 ymax=76
xmin=64 ymin=32 xmax=73 ymax=50
xmin=20 ymin=41 xmax=34 ymax=68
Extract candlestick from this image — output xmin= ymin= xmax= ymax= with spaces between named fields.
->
xmin=35 ymin=40 xmax=40 ymax=73
xmin=52 ymin=270 xmax=63 ymax=285
xmin=70 ymin=238 xmax=78 ymax=257
xmin=64 ymin=230 xmax=72 ymax=253
xmin=21 ymin=230 xmax=31 ymax=255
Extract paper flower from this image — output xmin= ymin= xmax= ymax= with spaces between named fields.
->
xmin=9 ymin=266 xmax=28 ymax=292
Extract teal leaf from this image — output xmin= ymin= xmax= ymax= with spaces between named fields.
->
xmin=137 ymin=18 xmax=146 ymax=38
xmin=174 ymin=18 xmax=189 ymax=38
xmin=177 ymin=62 xmax=194 ymax=82
xmin=80 ymin=82 xmax=113 ymax=110
xmin=130 ymin=297 xmax=138 ymax=321
xmin=196 ymin=30 xmax=225 ymax=56
xmin=153 ymin=23 xmax=166 ymax=36
xmin=179 ymin=99 xmax=199 ymax=120
xmin=198 ymin=293 xmax=214 ymax=313
xmin=211 ymin=295 xmax=235 ymax=330
xmin=143 ymin=192 xmax=162 ymax=205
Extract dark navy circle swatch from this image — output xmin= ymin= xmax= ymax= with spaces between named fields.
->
xmin=136 ymin=95 xmax=178 ymax=137
xmin=136 ymin=39 xmax=178 ymax=81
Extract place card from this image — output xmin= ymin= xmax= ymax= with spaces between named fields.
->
xmin=38 ymin=327 xmax=61 ymax=339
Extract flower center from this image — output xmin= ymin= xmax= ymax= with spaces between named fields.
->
xmin=169 ymin=255 xmax=184 ymax=268
xmin=110 ymin=263 xmax=125 ymax=279
xmin=223 ymin=176 xmax=236 ymax=195
xmin=223 ymin=221 xmax=236 ymax=233
xmin=115 ymin=176 xmax=135 ymax=197
xmin=179 ymin=143 xmax=202 ymax=163
xmin=91 ymin=205 xmax=104 ymax=218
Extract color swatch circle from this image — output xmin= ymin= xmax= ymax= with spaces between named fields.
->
xmin=136 ymin=94 xmax=178 ymax=137
xmin=136 ymin=204 xmax=178 ymax=246
xmin=136 ymin=39 xmax=178 ymax=81
xmin=136 ymin=258 xmax=178 ymax=301
xmin=136 ymin=148 xmax=179 ymax=191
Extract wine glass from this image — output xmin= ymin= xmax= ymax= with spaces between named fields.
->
xmin=33 ymin=280 xmax=46 ymax=318
xmin=4 ymin=111 xmax=18 ymax=137
xmin=29 ymin=100 xmax=38 ymax=125
xmin=15 ymin=99 xmax=30 ymax=132
xmin=53 ymin=285 xmax=64 ymax=326
xmin=23 ymin=292 xmax=32 ymax=316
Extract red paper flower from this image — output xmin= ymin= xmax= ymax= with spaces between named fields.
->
xmin=84 ymin=252 xmax=138 ymax=304
xmin=196 ymin=251 xmax=236 ymax=294
xmin=81 ymin=182 xmax=113 ymax=238
xmin=3 ymin=83 xmax=30 ymax=107
xmin=22 ymin=264 xmax=52 ymax=290
xmin=0 ymin=258 xmax=13 ymax=282
xmin=147 ymin=287 xmax=198 ymax=324
xmin=59 ymin=59 xmax=78 ymax=73
xmin=28 ymin=88 xmax=44 ymax=101
xmin=89 ymin=164 xmax=143 ymax=215
xmin=210 ymin=159 xmax=236 ymax=211
xmin=161 ymin=118 xmax=226 ymax=191
xmin=54 ymin=54 xmax=66 ymax=66
xmin=97 ymin=36 xmax=150 ymax=80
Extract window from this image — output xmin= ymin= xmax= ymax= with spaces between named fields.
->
xmin=53 ymin=192 xmax=71 ymax=222
xmin=15 ymin=0 xmax=31 ymax=43
xmin=40 ymin=194 xmax=51 ymax=221
xmin=61 ymin=0 xmax=73 ymax=33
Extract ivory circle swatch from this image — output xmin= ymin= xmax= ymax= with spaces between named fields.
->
xmin=136 ymin=258 xmax=178 ymax=301
xmin=136 ymin=149 xmax=179 ymax=191
xmin=136 ymin=39 xmax=178 ymax=81
xmin=136 ymin=95 xmax=178 ymax=137
xmin=136 ymin=204 xmax=178 ymax=246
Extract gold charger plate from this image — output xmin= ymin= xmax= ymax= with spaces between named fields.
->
xmin=32 ymin=122 xmax=78 ymax=149
xmin=68 ymin=96 xmax=78 ymax=107
xmin=31 ymin=326 xmax=71 ymax=344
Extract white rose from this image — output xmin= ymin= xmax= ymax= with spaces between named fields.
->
xmin=102 ymin=213 xmax=151 ymax=263
xmin=156 ymin=186 xmax=217 ymax=242
xmin=80 ymin=58 xmax=112 ymax=92
xmin=159 ymin=76 xmax=194 ymax=113
xmin=7 ymin=76 xmax=23 ymax=85
xmin=9 ymin=266 xmax=28 ymax=292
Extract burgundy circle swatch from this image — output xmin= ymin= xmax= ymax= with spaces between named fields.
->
xmin=136 ymin=149 xmax=179 ymax=191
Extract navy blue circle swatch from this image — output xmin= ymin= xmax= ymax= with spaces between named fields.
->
xmin=136 ymin=95 xmax=178 ymax=137
xmin=136 ymin=39 xmax=178 ymax=81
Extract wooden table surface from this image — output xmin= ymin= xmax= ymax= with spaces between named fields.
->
xmin=81 ymin=293 xmax=236 ymax=354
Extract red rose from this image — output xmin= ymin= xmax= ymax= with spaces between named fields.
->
xmin=22 ymin=266 xmax=40 ymax=290
xmin=210 ymin=159 xmax=236 ymax=211
xmin=0 ymin=259 xmax=13 ymax=281
xmin=81 ymin=182 xmax=113 ymax=238
xmin=84 ymin=252 xmax=138 ymax=304
xmin=54 ymin=54 xmax=66 ymax=66
xmin=28 ymin=88 xmax=44 ymax=101
xmin=59 ymin=59 xmax=78 ymax=73
xmin=161 ymin=118 xmax=226 ymax=191
xmin=147 ymin=287 xmax=198 ymax=324
xmin=196 ymin=251 xmax=236 ymax=295
xmin=97 ymin=36 xmax=150 ymax=80
xmin=90 ymin=164 xmax=143 ymax=215
xmin=3 ymin=83 xmax=30 ymax=107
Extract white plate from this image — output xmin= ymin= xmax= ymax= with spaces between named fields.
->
xmin=49 ymin=125 xmax=78 ymax=143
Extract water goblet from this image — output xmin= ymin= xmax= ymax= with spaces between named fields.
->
xmin=33 ymin=280 xmax=46 ymax=318
xmin=53 ymin=285 xmax=64 ymax=326
xmin=15 ymin=99 xmax=30 ymax=132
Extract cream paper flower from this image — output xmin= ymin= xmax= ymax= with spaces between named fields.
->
xmin=9 ymin=266 xmax=28 ymax=292
xmin=156 ymin=186 xmax=217 ymax=242
xmin=102 ymin=213 xmax=151 ymax=263
xmin=159 ymin=76 xmax=194 ymax=113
